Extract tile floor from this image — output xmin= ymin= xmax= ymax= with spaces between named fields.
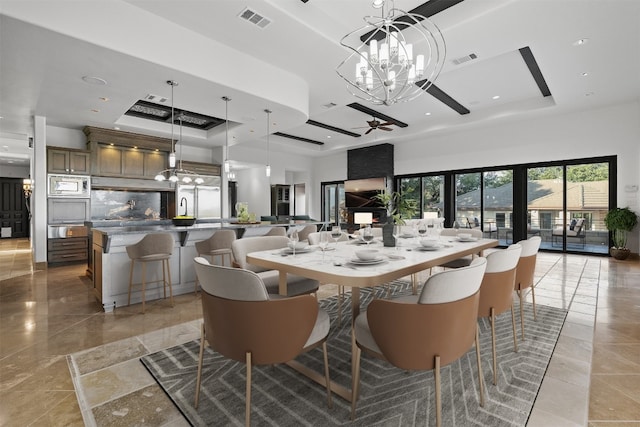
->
xmin=0 ymin=238 xmax=638 ymax=426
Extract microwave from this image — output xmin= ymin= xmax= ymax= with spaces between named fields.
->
xmin=48 ymin=174 xmax=91 ymax=197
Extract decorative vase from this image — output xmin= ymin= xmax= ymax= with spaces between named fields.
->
xmin=610 ymin=247 xmax=631 ymax=260
xmin=382 ymin=222 xmax=395 ymax=247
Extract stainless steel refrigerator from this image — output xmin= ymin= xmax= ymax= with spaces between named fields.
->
xmin=176 ymin=175 xmax=222 ymax=218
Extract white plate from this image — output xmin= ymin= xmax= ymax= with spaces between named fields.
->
xmin=349 ymin=257 xmax=386 ymax=265
xmin=282 ymin=247 xmax=313 ymax=254
xmin=399 ymin=234 xmax=416 ymax=239
xmin=456 ymin=237 xmax=478 ymax=242
xmin=415 ymin=245 xmax=441 ymax=251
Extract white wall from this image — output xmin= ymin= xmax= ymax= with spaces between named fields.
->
xmin=46 ymin=126 xmax=86 ymax=149
xmin=0 ymin=164 xmax=29 ymax=178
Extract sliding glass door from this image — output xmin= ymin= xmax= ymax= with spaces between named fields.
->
xmin=526 ymin=162 xmax=609 ymax=254
xmin=321 ymin=182 xmax=345 ymax=226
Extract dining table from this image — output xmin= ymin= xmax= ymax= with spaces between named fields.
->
xmin=246 ymin=235 xmax=499 ymax=401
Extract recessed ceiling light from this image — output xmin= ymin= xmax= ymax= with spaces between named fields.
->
xmin=580 ymin=72 xmax=589 ymax=77
xmin=113 ymin=126 xmax=120 ymax=130
xmin=82 ymin=76 xmax=107 ymax=85
xmin=90 ymin=109 xmax=100 ymax=113
xmin=424 ymin=112 xmax=431 ymax=116
xmin=327 ymin=135 xmax=332 ymax=138
xmin=99 ymin=97 xmax=109 ymax=102
xmin=492 ymin=95 xmax=500 ymax=100
xmin=585 ymin=92 xmax=595 ymax=97
xmin=573 ymin=38 xmax=589 ymax=46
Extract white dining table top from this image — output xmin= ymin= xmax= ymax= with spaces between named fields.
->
xmin=246 ymin=236 xmax=499 ymax=290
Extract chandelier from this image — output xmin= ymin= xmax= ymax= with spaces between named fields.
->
xmin=155 ymin=80 xmax=204 ymax=184
xmin=336 ymin=0 xmax=446 ymax=106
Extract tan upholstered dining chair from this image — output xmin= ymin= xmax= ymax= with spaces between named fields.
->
xmin=231 ymin=236 xmax=319 ymax=296
xmin=194 ymin=229 xmax=236 ymax=293
xmin=477 ymin=243 xmax=522 ymax=385
xmin=351 ymin=257 xmax=487 ymax=427
xmin=514 ymin=235 xmax=542 ymax=339
xmin=193 ymin=258 xmax=332 ymax=427
xmin=437 ymin=227 xmax=484 ymax=269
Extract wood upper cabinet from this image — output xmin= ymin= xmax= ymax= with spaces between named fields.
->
xmin=47 ymin=147 xmax=91 ymax=175
xmin=93 ymin=144 xmax=167 ymax=178
xmin=85 ymin=126 xmax=171 ymax=179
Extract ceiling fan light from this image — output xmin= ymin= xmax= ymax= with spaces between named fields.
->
xmin=169 ymin=152 xmax=176 ymax=168
xmin=194 ymin=177 xmax=204 ymax=185
xmin=182 ymin=175 xmax=192 ymax=183
xmin=155 ymin=173 xmax=166 ymax=181
xmin=169 ymin=174 xmax=179 ymax=183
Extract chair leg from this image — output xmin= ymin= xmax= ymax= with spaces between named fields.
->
xmin=141 ymin=262 xmax=146 ymax=314
xmin=518 ymin=289 xmax=525 ymax=339
xmin=475 ymin=325 xmax=485 ymax=407
xmin=162 ymin=260 xmax=167 ymax=299
xmin=435 ymin=355 xmax=442 ymax=427
xmin=490 ymin=307 xmax=497 ymax=386
xmin=350 ymin=346 xmax=362 ymax=421
xmin=531 ymin=285 xmax=537 ymax=321
xmin=322 ymin=341 xmax=332 ymax=408
xmin=194 ymin=323 xmax=205 ymax=408
xmin=337 ymin=286 xmax=344 ymax=326
xmin=245 ymin=352 xmax=252 ymax=427
xmin=166 ymin=259 xmax=174 ymax=307
xmin=127 ymin=260 xmax=135 ymax=306
xmin=511 ymin=305 xmax=518 ymax=353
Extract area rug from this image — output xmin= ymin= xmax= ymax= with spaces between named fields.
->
xmin=141 ymin=281 xmax=567 ymax=426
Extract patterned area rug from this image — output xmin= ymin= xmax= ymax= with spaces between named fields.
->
xmin=141 ymin=281 xmax=567 ymax=426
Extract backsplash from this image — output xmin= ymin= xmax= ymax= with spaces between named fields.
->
xmin=91 ymin=190 xmax=161 ymax=220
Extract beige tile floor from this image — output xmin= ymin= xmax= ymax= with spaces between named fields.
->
xmin=0 ymin=238 xmax=638 ymax=426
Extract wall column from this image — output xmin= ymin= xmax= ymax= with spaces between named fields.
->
xmin=33 ymin=116 xmax=47 ymax=267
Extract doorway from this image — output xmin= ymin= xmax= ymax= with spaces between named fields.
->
xmin=0 ymin=178 xmax=30 ymax=238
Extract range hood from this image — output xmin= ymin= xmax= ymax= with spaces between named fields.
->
xmin=91 ymin=176 xmax=175 ymax=191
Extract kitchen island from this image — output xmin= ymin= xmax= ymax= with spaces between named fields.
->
xmin=91 ymin=220 xmax=325 ymax=312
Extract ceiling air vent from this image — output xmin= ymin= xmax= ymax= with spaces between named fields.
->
xmin=239 ymin=7 xmax=272 ymax=29
xmin=144 ymin=94 xmax=169 ymax=104
xmin=452 ymin=53 xmax=478 ymax=66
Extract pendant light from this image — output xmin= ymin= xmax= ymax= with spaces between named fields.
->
xmin=222 ymin=96 xmax=231 ymax=173
xmin=154 ymin=80 xmax=204 ymax=184
xmin=168 ymin=80 xmax=177 ymax=167
xmin=264 ymin=108 xmax=271 ymax=177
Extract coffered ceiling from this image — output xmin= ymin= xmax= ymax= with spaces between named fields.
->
xmin=1 ymin=0 xmax=639 ymax=168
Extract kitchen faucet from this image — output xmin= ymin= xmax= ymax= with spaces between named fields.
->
xmin=179 ymin=197 xmax=188 ymax=216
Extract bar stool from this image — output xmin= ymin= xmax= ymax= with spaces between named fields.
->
xmin=194 ymin=230 xmax=236 ymax=293
xmin=126 ymin=233 xmax=174 ymax=313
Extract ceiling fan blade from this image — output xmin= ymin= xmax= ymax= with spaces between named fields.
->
xmin=379 ymin=122 xmax=394 ymax=127
xmin=351 ymin=126 xmax=369 ymax=129
xmin=365 ymin=128 xmax=374 ymax=135
xmin=379 ymin=126 xmax=393 ymax=131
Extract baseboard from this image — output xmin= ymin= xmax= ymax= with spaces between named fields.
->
xmin=34 ymin=261 xmax=47 ymax=270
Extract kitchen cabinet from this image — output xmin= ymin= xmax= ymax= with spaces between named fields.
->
xmin=47 ymin=147 xmax=90 ymax=175
xmin=271 ymin=184 xmax=290 ymax=217
xmin=93 ymin=144 xmax=167 ymax=179
xmin=48 ymin=237 xmax=88 ymax=264
xmin=85 ymin=126 xmax=172 ymax=179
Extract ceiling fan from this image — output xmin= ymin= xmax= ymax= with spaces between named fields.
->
xmin=353 ymin=118 xmax=395 ymax=135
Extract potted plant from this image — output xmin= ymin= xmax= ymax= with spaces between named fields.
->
xmin=604 ymin=207 xmax=638 ymax=260
xmin=372 ymin=190 xmax=418 ymax=246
